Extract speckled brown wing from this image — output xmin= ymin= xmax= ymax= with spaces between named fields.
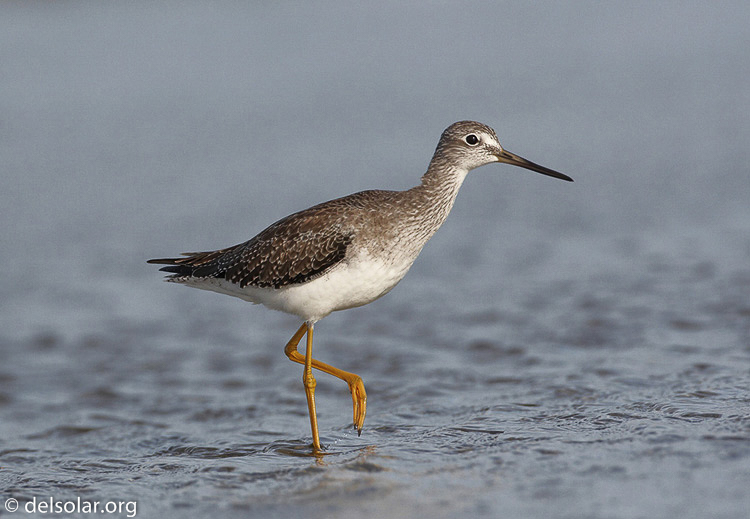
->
xmin=147 ymin=201 xmax=355 ymax=289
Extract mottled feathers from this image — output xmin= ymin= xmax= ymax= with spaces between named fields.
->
xmin=147 ymin=195 xmax=371 ymax=289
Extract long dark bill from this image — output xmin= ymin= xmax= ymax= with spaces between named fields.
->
xmin=496 ymin=149 xmax=573 ymax=182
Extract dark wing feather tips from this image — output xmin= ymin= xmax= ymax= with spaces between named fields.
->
xmin=147 ymin=204 xmax=353 ymax=289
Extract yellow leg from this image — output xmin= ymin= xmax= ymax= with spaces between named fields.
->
xmin=283 ymin=323 xmax=321 ymax=450
xmin=302 ymin=323 xmax=321 ymax=451
xmin=284 ymin=323 xmax=367 ymax=439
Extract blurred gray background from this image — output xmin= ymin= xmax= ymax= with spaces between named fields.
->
xmin=3 ymin=1 xmax=747 ymax=340
xmin=1 ymin=2 xmax=749 ymax=519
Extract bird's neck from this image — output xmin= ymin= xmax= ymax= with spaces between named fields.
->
xmin=419 ymin=159 xmax=470 ymax=192
xmin=404 ymin=161 xmax=470 ymax=239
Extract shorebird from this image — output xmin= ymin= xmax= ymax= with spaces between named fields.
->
xmin=148 ymin=121 xmax=572 ymax=451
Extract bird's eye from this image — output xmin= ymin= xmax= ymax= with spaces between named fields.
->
xmin=465 ymin=134 xmax=480 ymax=146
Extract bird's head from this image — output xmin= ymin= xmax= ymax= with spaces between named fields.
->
xmin=433 ymin=120 xmax=573 ymax=182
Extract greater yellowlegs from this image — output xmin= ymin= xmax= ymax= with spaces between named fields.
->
xmin=148 ymin=120 xmax=572 ymax=451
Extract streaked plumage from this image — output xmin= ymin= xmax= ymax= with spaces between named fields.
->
xmin=148 ymin=120 xmax=572 ymax=451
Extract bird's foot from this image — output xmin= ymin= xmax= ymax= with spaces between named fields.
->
xmin=348 ymin=376 xmax=367 ymax=435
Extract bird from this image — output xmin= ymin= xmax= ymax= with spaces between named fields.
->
xmin=148 ymin=120 xmax=573 ymax=452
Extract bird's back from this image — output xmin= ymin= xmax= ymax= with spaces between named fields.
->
xmin=148 ymin=188 xmax=407 ymax=290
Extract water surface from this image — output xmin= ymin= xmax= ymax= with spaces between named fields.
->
xmin=1 ymin=2 xmax=749 ymax=518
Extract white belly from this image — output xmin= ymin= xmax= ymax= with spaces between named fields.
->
xmin=174 ymin=249 xmax=415 ymax=322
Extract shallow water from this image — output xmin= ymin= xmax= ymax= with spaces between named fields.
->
xmin=6 ymin=226 xmax=749 ymax=519
xmin=2 ymin=2 xmax=750 ymax=518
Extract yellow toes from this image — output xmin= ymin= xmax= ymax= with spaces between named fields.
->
xmin=348 ymin=376 xmax=367 ymax=435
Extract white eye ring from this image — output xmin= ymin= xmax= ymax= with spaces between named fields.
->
xmin=464 ymin=134 xmax=480 ymax=146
